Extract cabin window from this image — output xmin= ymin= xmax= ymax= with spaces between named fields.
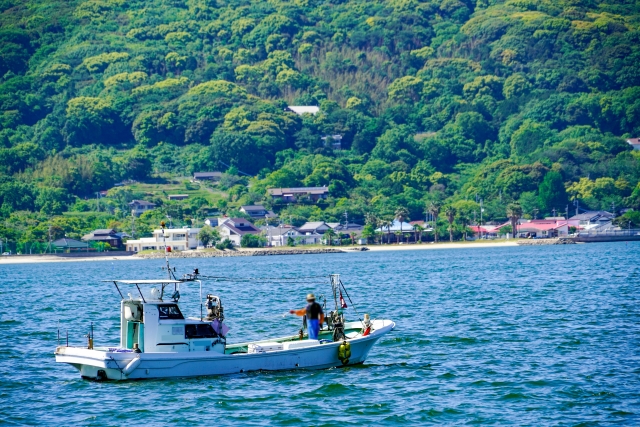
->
xmin=157 ymin=304 xmax=184 ymax=319
xmin=185 ymin=324 xmax=218 ymax=338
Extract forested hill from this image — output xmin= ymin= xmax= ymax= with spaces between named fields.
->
xmin=1 ymin=0 xmax=640 ymax=241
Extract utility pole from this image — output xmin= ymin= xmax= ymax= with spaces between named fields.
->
xmin=131 ymin=211 xmax=135 ymax=239
xmin=574 ymin=199 xmax=579 ymax=216
xmin=344 ymin=211 xmax=348 ymax=228
xmin=611 ymin=202 xmax=615 ymax=218
xmin=48 ymin=225 xmax=52 ymax=254
xmin=266 ymin=214 xmax=270 ymax=247
xmin=534 ymin=208 xmax=539 ymax=220
xmin=551 ymin=208 xmax=556 ymax=218
xmin=565 ymin=205 xmax=569 ymax=220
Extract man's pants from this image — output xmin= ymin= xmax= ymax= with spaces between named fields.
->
xmin=307 ymin=319 xmax=320 ymax=340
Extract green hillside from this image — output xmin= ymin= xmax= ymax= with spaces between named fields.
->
xmin=1 ymin=0 xmax=640 ymax=248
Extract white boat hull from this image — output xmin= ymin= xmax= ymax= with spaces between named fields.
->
xmin=55 ymin=320 xmax=395 ymax=380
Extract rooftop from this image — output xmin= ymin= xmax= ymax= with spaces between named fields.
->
xmin=220 ymin=218 xmax=260 ymax=234
xmin=518 ymin=220 xmax=568 ymax=231
xmin=53 ymin=238 xmax=89 ymax=249
xmin=298 ymin=221 xmax=329 ymax=230
xmin=82 ymin=229 xmax=121 ymax=241
xmin=240 ymin=205 xmax=267 ymax=211
xmin=268 ymin=186 xmax=329 ymax=196
xmin=376 ymin=219 xmax=413 ymax=232
xmin=569 ymin=211 xmax=614 ymax=221
xmin=267 ymin=225 xmax=299 ymax=236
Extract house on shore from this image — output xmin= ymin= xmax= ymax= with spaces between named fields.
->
xmin=569 ymin=211 xmax=615 ymax=226
xmin=268 ymin=186 xmax=329 ymax=203
xmin=193 ymin=172 xmax=223 ymax=181
xmin=52 ymin=238 xmax=89 ymax=252
xmin=240 ymin=205 xmax=277 ymax=219
xmin=298 ymin=221 xmax=331 ymax=235
xmin=512 ymin=219 xmax=569 ymax=238
xmin=82 ymin=229 xmax=122 ymax=248
xmin=265 ymin=225 xmax=322 ymax=246
xmin=328 ymin=222 xmax=364 ymax=232
xmin=218 ymin=218 xmax=261 ymax=246
xmin=128 ymin=200 xmax=156 ymax=216
xmin=125 ymin=227 xmax=201 ymax=252
xmin=469 ymin=225 xmax=500 ymax=239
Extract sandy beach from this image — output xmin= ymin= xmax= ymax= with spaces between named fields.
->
xmin=0 ymin=241 xmax=521 ymax=264
xmin=0 ymin=254 xmax=142 ymax=265
xmin=362 ymin=241 xmax=519 ymax=251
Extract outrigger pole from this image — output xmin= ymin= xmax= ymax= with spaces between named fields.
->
xmin=330 ymin=274 xmax=340 ymax=312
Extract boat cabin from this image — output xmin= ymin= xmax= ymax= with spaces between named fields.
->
xmin=113 ymin=279 xmax=226 ymax=355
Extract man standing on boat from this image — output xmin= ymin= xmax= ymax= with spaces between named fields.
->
xmin=290 ymin=293 xmax=324 ymax=340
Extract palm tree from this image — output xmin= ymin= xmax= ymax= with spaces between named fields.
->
xmin=459 ymin=214 xmax=470 ymax=241
xmin=379 ymin=219 xmax=390 ymax=244
xmin=428 ymin=201 xmax=442 ymax=242
xmin=365 ymin=213 xmax=380 ymax=244
xmin=506 ymin=203 xmax=523 ymax=238
xmin=445 ymin=205 xmax=457 ymax=242
xmin=324 ymin=228 xmax=337 ymax=246
xmin=394 ymin=230 xmax=403 ymax=244
xmin=413 ymin=223 xmax=424 ymax=243
xmin=395 ymin=207 xmax=409 ymax=242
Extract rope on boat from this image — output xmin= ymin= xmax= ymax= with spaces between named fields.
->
xmin=339 ymin=279 xmax=364 ymax=326
xmin=197 ymin=275 xmax=330 ymax=282
xmin=108 ymin=356 xmax=125 ymax=379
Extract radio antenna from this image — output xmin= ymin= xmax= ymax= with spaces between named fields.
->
xmin=160 ymin=221 xmax=175 ymax=280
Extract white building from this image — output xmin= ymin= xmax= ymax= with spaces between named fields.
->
xmin=125 ymin=227 xmax=201 ymax=252
xmin=218 ymin=218 xmax=262 ymax=246
xmin=265 ymin=225 xmax=323 ymax=246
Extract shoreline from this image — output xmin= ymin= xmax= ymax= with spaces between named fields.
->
xmin=0 ymin=241 xmax=522 ymax=264
xmin=361 ymin=241 xmax=518 ymax=251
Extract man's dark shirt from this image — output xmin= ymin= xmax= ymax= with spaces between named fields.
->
xmin=306 ymin=302 xmax=323 ymax=320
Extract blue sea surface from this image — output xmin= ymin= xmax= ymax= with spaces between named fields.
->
xmin=1 ymin=242 xmax=639 ymax=425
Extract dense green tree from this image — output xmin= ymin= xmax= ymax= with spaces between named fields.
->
xmin=538 ymin=171 xmax=568 ymax=216
xmin=198 ymin=225 xmax=220 ymax=247
xmin=0 ymin=0 xmax=638 ymax=243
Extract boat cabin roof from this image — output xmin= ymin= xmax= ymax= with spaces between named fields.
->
xmin=107 ymin=279 xmax=183 ymax=284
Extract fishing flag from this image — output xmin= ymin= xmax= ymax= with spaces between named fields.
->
xmin=340 ymin=291 xmax=348 ymax=309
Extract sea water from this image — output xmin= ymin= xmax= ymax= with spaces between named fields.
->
xmin=1 ymin=242 xmax=639 ymax=425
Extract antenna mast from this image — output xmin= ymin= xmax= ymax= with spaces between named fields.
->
xmin=160 ymin=221 xmax=173 ymax=280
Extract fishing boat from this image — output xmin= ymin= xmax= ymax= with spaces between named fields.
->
xmin=54 ymin=226 xmax=395 ymax=381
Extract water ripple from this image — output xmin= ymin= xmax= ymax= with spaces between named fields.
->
xmin=1 ymin=242 xmax=640 ymax=425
